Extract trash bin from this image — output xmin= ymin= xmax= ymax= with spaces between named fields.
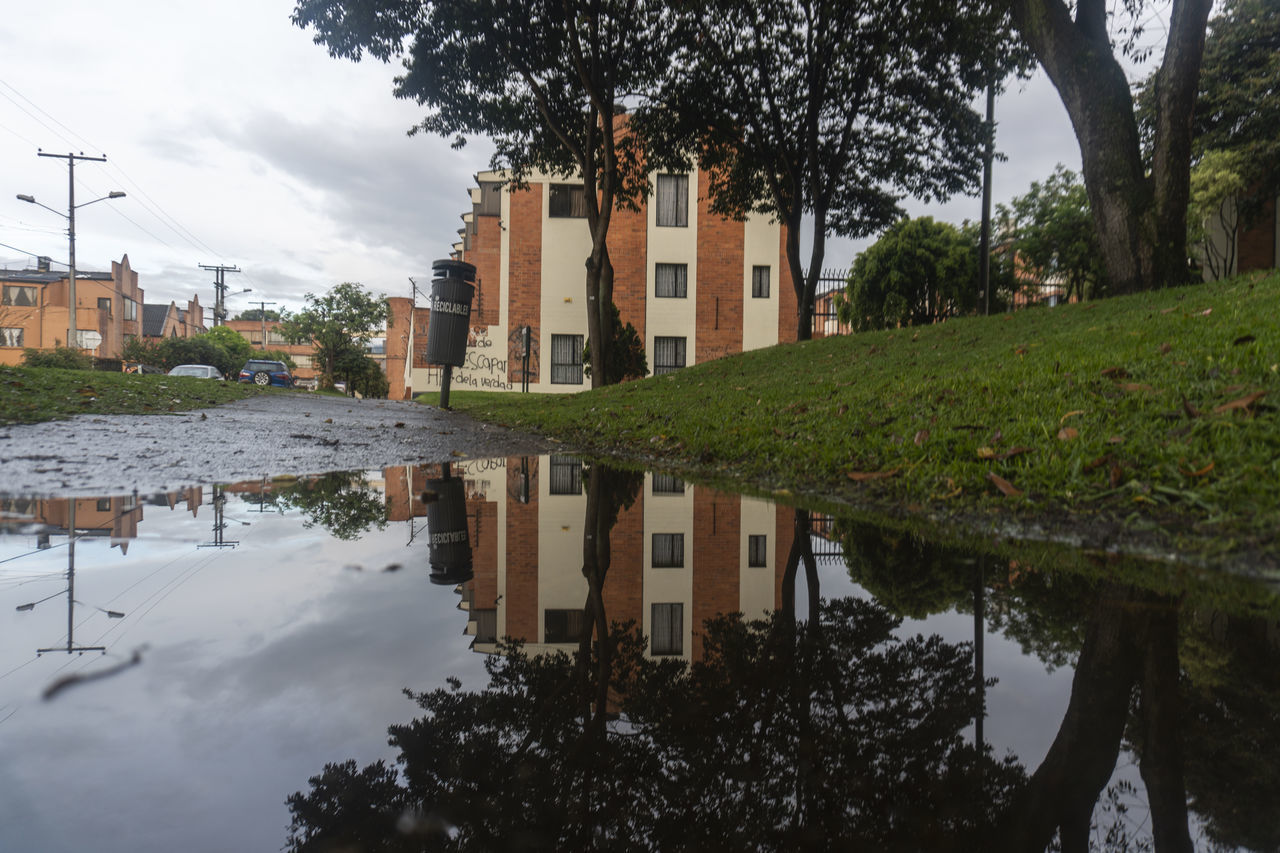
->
xmin=425 ymin=259 xmax=476 ymax=368
xmin=425 ymin=474 xmax=473 ymax=585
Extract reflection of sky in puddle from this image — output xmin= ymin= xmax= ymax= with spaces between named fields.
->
xmin=3 ymin=456 xmax=1252 ymax=851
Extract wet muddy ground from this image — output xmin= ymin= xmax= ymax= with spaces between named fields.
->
xmin=0 ymin=393 xmax=556 ymax=497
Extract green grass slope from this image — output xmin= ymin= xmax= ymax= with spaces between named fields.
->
xmin=454 ymin=272 xmax=1280 ymax=567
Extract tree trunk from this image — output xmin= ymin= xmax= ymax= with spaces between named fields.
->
xmin=1011 ymin=0 xmax=1212 ymax=294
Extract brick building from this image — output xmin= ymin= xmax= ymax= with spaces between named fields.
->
xmin=1 ymin=255 xmax=145 ymax=365
xmin=384 ymin=457 xmax=799 ymax=662
xmin=386 ymin=166 xmax=796 ymax=398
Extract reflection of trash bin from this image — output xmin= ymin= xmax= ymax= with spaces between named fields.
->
xmin=425 ymin=259 xmax=476 ymax=408
xmin=425 ymin=475 xmax=473 ymax=585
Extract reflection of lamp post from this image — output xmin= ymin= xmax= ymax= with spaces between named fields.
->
xmin=17 ymin=150 xmax=125 ymax=350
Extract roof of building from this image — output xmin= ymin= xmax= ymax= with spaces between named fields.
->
xmin=142 ymin=303 xmax=171 ymax=337
xmin=0 ymin=268 xmax=114 ymax=284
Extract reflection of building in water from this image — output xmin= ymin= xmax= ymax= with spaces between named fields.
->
xmin=1 ymin=489 xmax=206 ymax=552
xmin=384 ymin=457 xmax=799 ymax=662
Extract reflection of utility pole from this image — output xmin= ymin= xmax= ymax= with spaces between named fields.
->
xmin=199 ymin=263 xmax=242 ymax=326
xmin=974 ymin=555 xmax=986 ymax=756
xmin=20 ymin=502 xmax=125 ymax=655
xmin=199 ymin=485 xmax=239 ymax=549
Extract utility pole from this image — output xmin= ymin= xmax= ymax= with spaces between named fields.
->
xmin=199 ymin=486 xmax=240 ymax=549
xmin=979 ymin=83 xmax=995 ymax=316
xmin=199 ymin=263 xmax=242 ymax=326
xmin=28 ymin=152 xmax=109 ymax=348
xmin=248 ymin=300 xmax=277 ymax=349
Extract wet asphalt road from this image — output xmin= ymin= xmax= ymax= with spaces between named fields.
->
xmin=0 ymin=393 xmax=558 ymax=497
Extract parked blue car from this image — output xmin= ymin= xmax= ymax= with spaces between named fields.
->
xmin=237 ymin=359 xmax=294 ymax=388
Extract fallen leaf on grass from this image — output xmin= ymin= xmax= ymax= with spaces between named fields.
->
xmin=999 ymin=446 xmax=1033 ymax=460
xmin=987 ymin=473 xmax=1022 ymax=497
xmin=1107 ymin=435 xmax=1124 ymax=444
xmin=1213 ymin=391 xmax=1266 ymax=414
xmin=1158 ymin=342 xmax=1172 ymax=354
xmin=1233 ymin=334 xmax=1256 ymax=346
xmin=1179 ymin=460 xmax=1215 ymax=477
xmin=1057 ymin=427 xmax=1078 ymax=441
xmin=1059 ymin=410 xmax=1085 ymax=424
xmin=1160 ymin=307 xmax=1176 ymax=315
xmin=1110 ymin=463 xmax=1125 ymax=488
xmin=913 ymin=429 xmax=929 ymax=446
xmin=976 ymin=446 xmax=997 ymax=460
xmin=847 ymin=468 xmax=900 ymax=482
xmin=1200 ymin=308 xmax=1213 ymax=316
xmin=1100 ymin=367 xmax=1129 ymax=379
xmin=1119 ymin=383 xmax=1155 ymax=392
xmin=1182 ymin=396 xmax=1202 ymax=418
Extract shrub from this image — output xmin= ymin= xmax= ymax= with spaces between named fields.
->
xmin=21 ymin=347 xmax=93 ymax=370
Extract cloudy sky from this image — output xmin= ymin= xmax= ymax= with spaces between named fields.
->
xmin=0 ymin=0 xmax=1095 ymax=318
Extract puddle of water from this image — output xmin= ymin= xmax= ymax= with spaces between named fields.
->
xmin=1 ymin=456 xmax=1276 ymax=852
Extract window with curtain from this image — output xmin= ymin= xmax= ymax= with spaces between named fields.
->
xmin=549 ymin=455 xmax=583 ymax=495
xmin=549 ymin=183 xmax=588 ymax=218
xmin=653 ymin=336 xmax=686 ymax=375
xmin=2 ymin=286 xmax=37 ymax=306
xmin=651 ymin=472 xmax=685 ymax=494
xmin=652 ymin=532 xmax=685 ymax=568
xmin=655 ymin=174 xmax=688 ymax=227
xmin=752 ymin=265 xmax=771 ymax=298
xmin=655 ymin=263 xmax=687 ymax=298
xmin=550 ymin=334 xmax=584 ymax=384
xmin=651 ymin=603 xmax=684 ymax=656
xmin=748 ymin=534 xmax=768 ymax=567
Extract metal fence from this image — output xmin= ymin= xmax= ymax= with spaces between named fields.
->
xmin=806 ymin=268 xmax=852 ymax=339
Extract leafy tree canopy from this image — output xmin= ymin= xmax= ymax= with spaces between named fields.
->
xmin=835 ymin=217 xmax=982 ymax=332
xmin=1187 ymin=148 xmax=1248 ymax=280
xmin=996 ymin=164 xmax=1105 ymax=301
xmin=292 ymin=0 xmax=670 ymax=386
xmin=280 ymin=282 xmax=388 ymax=390
xmin=646 ymin=0 xmax=1026 ymax=340
xmin=232 ymin=308 xmax=282 ymax=322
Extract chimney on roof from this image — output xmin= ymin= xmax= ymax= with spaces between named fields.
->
xmin=37 ymin=256 xmax=51 ymax=272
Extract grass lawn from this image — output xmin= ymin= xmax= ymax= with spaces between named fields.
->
xmin=451 ymin=272 xmax=1280 ymax=570
xmin=0 ymin=366 xmax=267 ymax=424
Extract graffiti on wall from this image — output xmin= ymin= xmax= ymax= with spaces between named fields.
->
xmin=450 ymin=326 xmax=512 ymax=391
xmin=508 ymin=324 xmax=539 ymax=386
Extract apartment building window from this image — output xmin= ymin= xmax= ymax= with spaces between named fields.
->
xmin=653 ymin=336 xmax=686 ymax=375
xmin=474 ymin=609 xmax=498 ymax=644
xmin=293 ymin=355 xmax=313 ymax=369
xmin=652 ymin=533 xmax=684 ymax=568
xmin=748 ymin=534 xmax=768 ymax=567
xmin=651 ymin=603 xmax=684 ymax=656
xmin=550 ymin=334 xmax=584 ymax=384
xmin=651 ymin=472 xmax=685 ymax=495
xmin=97 ymin=297 xmax=112 ymax=315
xmin=478 ymin=181 xmax=502 ymax=216
xmin=549 ymin=183 xmax=589 ymax=218
xmin=656 ymin=174 xmax=688 ymax=227
xmin=549 ymin=455 xmax=583 ymax=495
xmin=752 ymin=265 xmax=771 ymax=298
xmin=2 ymin=285 xmax=37 ymax=306
xmin=1 ymin=328 xmax=23 ymax=347
xmin=96 ymin=498 xmax=112 ymax=512
xmin=123 ymin=298 xmax=138 ymax=322
xmin=545 ymin=608 xmax=587 ymax=643
xmin=655 ymin=263 xmax=688 ymax=298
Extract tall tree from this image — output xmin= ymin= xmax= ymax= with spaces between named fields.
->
xmin=648 ymin=0 xmax=1021 ymax=340
xmin=280 ymin=282 xmax=389 ymax=389
xmin=1007 ymin=0 xmax=1214 ymax=295
xmin=292 ymin=0 xmax=667 ymax=388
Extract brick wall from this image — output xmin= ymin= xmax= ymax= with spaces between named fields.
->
xmin=601 ymin=485 xmax=646 ymax=633
xmin=691 ymin=487 xmax=740 ymax=659
xmin=778 ymin=230 xmax=798 ymax=343
xmin=471 ymin=214 xmax=503 ymax=327
xmin=696 ymin=171 xmax=745 ymax=363
xmin=508 ymin=185 xmax=543 ymax=385
xmin=1238 ymin=195 xmax=1278 ymax=272
xmin=385 ymin=297 xmax=412 ymax=399
xmin=611 ymin=196 xmax=649 ymax=346
xmin=505 ymin=456 xmax=540 ymax=641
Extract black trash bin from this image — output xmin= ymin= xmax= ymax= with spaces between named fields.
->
xmin=425 ymin=259 xmax=476 ymax=407
xmin=425 ymin=474 xmax=473 ymax=585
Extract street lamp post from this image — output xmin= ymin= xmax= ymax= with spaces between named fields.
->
xmin=17 ymin=151 xmax=125 ymax=350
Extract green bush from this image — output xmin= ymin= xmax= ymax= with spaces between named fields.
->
xmin=21 ymin=347 xmax=94 ymax=370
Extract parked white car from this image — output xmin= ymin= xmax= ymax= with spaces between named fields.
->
xmin=167 ymin=364 xmax=225 ymax=380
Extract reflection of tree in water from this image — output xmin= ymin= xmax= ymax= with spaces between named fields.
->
xmin=265 ymin=471 xmax=388 ymax=541
xmin=286 ymin=598 xmax=1023 ymax=851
